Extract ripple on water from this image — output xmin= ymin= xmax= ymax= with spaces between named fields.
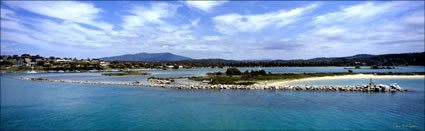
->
xmin=1 ymin=70 xmax=424 ymax=130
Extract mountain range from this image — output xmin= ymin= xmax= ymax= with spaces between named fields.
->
xmin=99 ymin=52 xmax=424 ymax=66
xmin=100 ymin=52 xmax=192 ymax=62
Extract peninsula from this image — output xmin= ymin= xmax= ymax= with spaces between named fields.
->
xmin=188 ymin=68 xmax=424 ymax=85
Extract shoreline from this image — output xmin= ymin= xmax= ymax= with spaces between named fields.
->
xmin=2 ymin=65 xmax=420 ymax=73
xmin=256 ymin=74 xmax=425 ymax=86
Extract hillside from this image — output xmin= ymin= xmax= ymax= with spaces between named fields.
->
xmin=168 ymin=52 xmax=425 ymax=67
xmin=100 ymin=52 xmax=192 ymax=62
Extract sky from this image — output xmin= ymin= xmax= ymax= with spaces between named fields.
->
xmin=1 ymin=1 xmax=424 ymax=60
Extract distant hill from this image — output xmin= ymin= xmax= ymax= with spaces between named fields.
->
xmin=307 ymin=54 xmax=375 ymax=62
xmin=100 ymin=52 xmax=192 ymax=62
xmin=99 ymin=52 xmax=424 ymax=66
xmin=175 ymin=59 xmax=239 ymax=64
xmin=270 ymin=52 xmax=424 ymax=66
xmin=167 ymin=52 xmax=424 ymax=67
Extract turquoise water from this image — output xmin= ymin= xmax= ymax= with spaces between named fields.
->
xmin=1 ymin=67 xmax=424 ymax=130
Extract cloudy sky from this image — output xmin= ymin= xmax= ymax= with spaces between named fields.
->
xmin=1 ymin=1 xmax=424 ymax=60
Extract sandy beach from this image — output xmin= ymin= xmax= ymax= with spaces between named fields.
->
xmin=255 ymin=74 xmax=425 ymax=86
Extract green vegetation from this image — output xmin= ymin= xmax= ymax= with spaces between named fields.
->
xmin=172 ymin=52 xmax=424 ymax=67
xmin=226 ymin=67 xmax=241 ymax=76
xmin=31 ymin=78 xmax=47 ymax=81
xmin=101 ymin=71 xmax=151 ymax=76
xmin=355 ymin=65 xmax=361 ymax=69
xmin=0 ymin=66 xmax=43 ymax=73
xmin=173 ymin=65 xmax=179 ymax=69
xmin=371 ymin=65 xmax=395 ymax=69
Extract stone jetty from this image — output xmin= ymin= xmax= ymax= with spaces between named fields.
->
xmin=16 ymin=77 xmax=408 ymax=92
xmin=147 ymin=77 xmax=173 ymax=84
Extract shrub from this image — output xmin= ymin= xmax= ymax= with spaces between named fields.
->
xmin=226 ymin=68 xmax=241 ymax=76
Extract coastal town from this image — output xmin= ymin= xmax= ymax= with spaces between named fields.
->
xmin=0 ymin=54 xmax=188 ymax=73
xmin=0 ymin=54 xmax=109 ymax=72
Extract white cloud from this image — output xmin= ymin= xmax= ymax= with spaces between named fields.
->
xmin=314 ymin=26 xmax=346 ymax=36
xmin=191 ymin=17 xmax=200 ymax=26
xmin=313 ymin=2 xmax=419 ymax=25
xmin=184 ymin=1 xmax=227 ymax=12
xmin=179 ymin=17 xmax=200 ymax=30
xmin=118 ymin=2 xmax=203 ymax=48
xmin=1 ymin=8 xmax=15 ymax=20
xmin=289 ymin=2 xmax=425 ymax=58
xmin=1 ymin=6 xmax=115 ymax=49
xmin=1 ymin=20 xmax=34 ymax=33
xmin=213 ymin=4 xmax=317 ymax=34
xmin=122 ymin=3 xmax=180 ymax=31
xmin=1 ymin=1 xmax=423 ymax=59
xmin=35 ymin=20 xmax=115 ymax=47
xmin=1 ymin=31 xmax=49 ymax=47
xmin=203 ymin=36 xmax=222 ymax=41
xmin=3 ymin=1 xmax=113 ymax=31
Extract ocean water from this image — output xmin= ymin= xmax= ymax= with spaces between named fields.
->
xmin=1 ymin=67 xmax=424 ymax=130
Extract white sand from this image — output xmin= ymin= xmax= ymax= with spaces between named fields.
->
xmin=255 ymin=74 xmax=424 ymax=86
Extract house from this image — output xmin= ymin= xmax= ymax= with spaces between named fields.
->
xmin=56 ymin=59 xmax=72 ymax=63
xmin=91 ymin=59 xmax=100 ymax=63
xmin=35 ymin=58 xmax=44 ymax=65
xmin=16 ymin=58 xmax=34 ymax=66
xmin=100 ymin=61 xmax=110 ymax=66
xmin=24 ymin=58 xmax=32 ymax=64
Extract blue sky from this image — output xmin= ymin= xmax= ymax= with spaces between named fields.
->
xmin=1 ymin=1 xmax=424 ymax=60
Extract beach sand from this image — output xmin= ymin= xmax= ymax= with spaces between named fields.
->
xmin=255 ymin=74 xmax=425 ymax=86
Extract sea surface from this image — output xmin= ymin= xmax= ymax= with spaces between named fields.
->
xmin=1 ymin=66 xmax=424 ymax=130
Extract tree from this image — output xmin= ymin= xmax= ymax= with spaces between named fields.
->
xmin=173 ymin=65 xmax=179 ymax=69
xmin=21 ymin=54 xmax=30 ymax=58
xmin=355 ymin=65 xmax=360 ymax=69
xmin=258 ymin=69 xmax=266 ymax=75
xmin=226 ymin=67 xmax=241 ymax=76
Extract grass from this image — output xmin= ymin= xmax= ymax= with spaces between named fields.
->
xmin=147 ymin=77 xmax=175 ymax=82
xmin=101 ymin=71 xmax=151 ymax=76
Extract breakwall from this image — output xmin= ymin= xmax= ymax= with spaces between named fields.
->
xmin=16 ymin=77 xmax=407 ymax=92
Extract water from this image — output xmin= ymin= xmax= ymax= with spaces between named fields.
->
xmin=253 ymin=65 xmax=425 ymax=73
xmin=1 ymin=67 xmax=424 ymax=130
xmin=22 ymin=66 xmax=425 ymax=83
